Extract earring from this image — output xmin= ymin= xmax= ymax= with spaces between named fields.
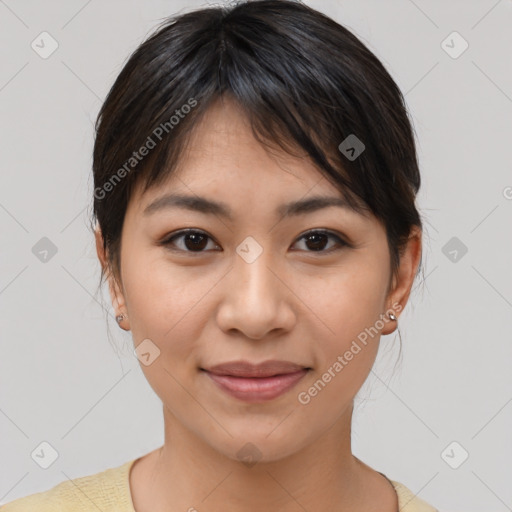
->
xmin=388 ymin=312 xmax=397 ymax=321
xmin=116 ymin=314 xmax=125 ymax=325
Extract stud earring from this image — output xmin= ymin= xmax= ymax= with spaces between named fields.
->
xmin=388 ymin=312 xmax=397 ymax=321
xmin=116 ymin=314 xmax=125 ymax=325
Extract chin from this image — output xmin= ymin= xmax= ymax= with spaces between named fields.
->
xmin=204 ymin=428 xmax=311 ymax=466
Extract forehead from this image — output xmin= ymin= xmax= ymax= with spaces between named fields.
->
xmin=128 ymin=97 xmax=368 ymax=220
xmin=176 ymin=99 xmax=315 ymax=181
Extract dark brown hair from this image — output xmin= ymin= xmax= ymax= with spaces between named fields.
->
xmin=91 ymin=0 xmax=423 ymax=292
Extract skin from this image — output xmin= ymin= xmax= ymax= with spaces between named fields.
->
xmin=95 ymin=97 xmax=422 ymax=512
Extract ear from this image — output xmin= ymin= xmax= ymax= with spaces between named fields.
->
xmin=94 ymin=226 xmax=129 ymax=328
xmin=381 ymin=225 xmax=422 ymax=335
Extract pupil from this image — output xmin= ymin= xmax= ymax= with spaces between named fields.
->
xmin=185 ymin=233 xmax=207 ymax=251
xmin=306 ymin=233 xmax=327 ymax=251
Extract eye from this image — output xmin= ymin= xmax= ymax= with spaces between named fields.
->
xmin=291 ymin=229 xmax=348 ymax=253
xmin=159 ymin=228 xmax=348 ymax=254
xmin=159 ymin=229 xmax=220 ymax=253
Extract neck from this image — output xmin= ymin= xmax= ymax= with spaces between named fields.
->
xmin=133 ymin=401 xmax=376 ymax=512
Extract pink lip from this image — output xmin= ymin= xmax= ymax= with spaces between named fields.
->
xmin=204 ymin=359 xmax=308 ymax=378
xmin=201 ymin=360 xmax=311 ymax=403
xmin=203 ymin=368 xmax=310 ymax=402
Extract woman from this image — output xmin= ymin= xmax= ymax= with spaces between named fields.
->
xmin=3 ymin=1 xmax=437 ymax=510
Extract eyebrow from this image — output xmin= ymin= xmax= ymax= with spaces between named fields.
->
xmin=143 ymin=193 xmax=366 ymax=220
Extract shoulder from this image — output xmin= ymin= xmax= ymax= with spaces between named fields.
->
xmin=0 ymin=485 xmax=61 ymax=512
xmin=389 ymin=479 xmax=439 ymax=512
xmin=1 ymin=459 xmax=137 ymax=512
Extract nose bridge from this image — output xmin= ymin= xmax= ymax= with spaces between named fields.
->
xmin=232 ymin=236 xmax=278 ymax=305
xmin=216 ymin=235 xmax=294 ymax=338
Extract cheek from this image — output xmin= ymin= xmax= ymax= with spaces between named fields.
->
xmin=121 ymin=252 xmax=218 ymax=358
xmin=316 ymin=253 xmax=388 ymax=322
xmin=305 ymin=253 xmax=390 ymax=371
xmin=121 ymin=255 xmax=216 ymax=407
xmin=293 ymin=272 xmax=388 ymax=420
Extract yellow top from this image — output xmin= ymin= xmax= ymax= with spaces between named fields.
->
xmin=1 ymin=458 xmax=438 ymax=511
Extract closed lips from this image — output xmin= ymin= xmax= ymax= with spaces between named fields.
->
xmin=202 ymin=360 xmax=311 ymax=378
xmin=202 ymin=361 xmax=311 ymax=403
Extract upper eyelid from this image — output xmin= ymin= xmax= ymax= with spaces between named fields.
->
xmin=163 ymin=228 xmax=219 ymax=244
xmin=162 ymin=228 xmax=348 ymax=249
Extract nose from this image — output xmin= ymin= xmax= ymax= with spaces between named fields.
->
xmin=215 ymin=245 xmax=296 ymax=340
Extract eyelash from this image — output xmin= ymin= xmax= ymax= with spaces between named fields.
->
xmin=159 ymin=228 xmax=349 ymax=255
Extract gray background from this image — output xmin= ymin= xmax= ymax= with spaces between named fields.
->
xmin=1 ymin=1 xmax=511 ymax=510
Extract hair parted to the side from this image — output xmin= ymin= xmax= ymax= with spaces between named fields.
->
xmin=90 ymin=0 xmax=423 ymax=304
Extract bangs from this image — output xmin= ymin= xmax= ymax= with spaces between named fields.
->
xmin=93 ymin=0 xmax=421 ymax=279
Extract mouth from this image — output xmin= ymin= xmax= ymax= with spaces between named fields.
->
xmin=200 ymin=360 xmax=311 ymax=403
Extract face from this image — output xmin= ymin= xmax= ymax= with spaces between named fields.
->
xmin=97 ymin=98 xmax=421 ymax=463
